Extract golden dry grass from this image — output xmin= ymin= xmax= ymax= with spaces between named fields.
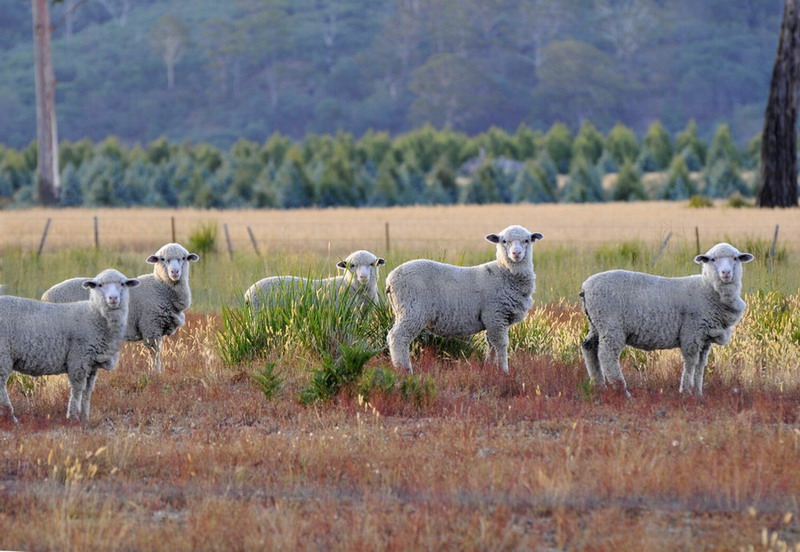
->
xmin=2 ymin=312 xmax=800 ymax=551
xmin=2 ymin=203 xmax=800 ymax=549
xmin=2 ymin=201 xmax=798 ymax=255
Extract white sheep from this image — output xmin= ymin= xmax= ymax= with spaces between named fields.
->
xmin=386 ymin=225 xmax=543 ymax=374
xmin=580 ymin=242 xmax=754 ymax=397
xmin=0 ymin=269 xmax=139 ymax=423
xmin=41 ymin=243 xmax=200 ymax=372
xmin=244 ymin=249 xmax=386 ymax=309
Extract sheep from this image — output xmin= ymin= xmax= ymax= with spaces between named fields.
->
xmin=244 ymin=249 xmax=386 ymax=310
xmin=579 ymin=242 xmax=754 ymax=397
xmin=0 ymin=269 xmax=139 ymax=423
xmin=41 ymin=243 xmax=200 ymax=372
xmin=386 ymin=225 xmax=544 ymax=374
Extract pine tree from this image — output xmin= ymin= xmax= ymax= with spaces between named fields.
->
xmin=544 ymin=122 xmax=573 ymax=174
xmin=642 ymin=121 xmax=673 ymax=170
xmin=562 ymin=157 xmax=604 ymax=202
xmin=611 ymin=160 xmax=646 ymax=201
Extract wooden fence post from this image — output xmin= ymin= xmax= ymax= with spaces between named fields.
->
xmin=224 ymin=223 xmax=233 ymax=259
xmin=768 ymin=224 xmax=780 ymax=272
xmin=385 ymin=222 xmax=390 ymax=253
xmin=694 ymin=226 xmax=700 ymax=256
xmin=247 ymin=226 xmax=261 ymax=257
xmin=37 ymin=218 xmax=51 ymax=257
xmin=171 ymin=216 xmax=176 ymax=243
xmin=650 ymin=231 xmax=672 ymax=265
xmin=94 ymin=216 xmax=99 ymax=249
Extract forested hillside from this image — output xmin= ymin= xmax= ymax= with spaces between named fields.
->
xmin=0 ymin=0 xmax=783 ymax=149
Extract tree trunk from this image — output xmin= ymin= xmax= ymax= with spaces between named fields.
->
xmin=32 ymin=0 xmax=60 ymax=206
xmin=758 ymin=0 xmax=800 ymax=208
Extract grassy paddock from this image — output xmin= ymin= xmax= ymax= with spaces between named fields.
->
xmin=2 ymin=203 xmax=800 ymax=549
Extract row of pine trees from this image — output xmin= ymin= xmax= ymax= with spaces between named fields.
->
xmin=0 ymin=120 xmax=760 ymax=209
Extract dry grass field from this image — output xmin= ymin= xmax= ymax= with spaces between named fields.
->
xmin=3 ymin=201 xmax=800 ymax=254
xmin=2 ymin=203 xmax=800 ymax=550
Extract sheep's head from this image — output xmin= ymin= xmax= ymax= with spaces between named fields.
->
xmin=336 ymin=250 xmax=386 ymax=287
xmin=486 ymin=225 xmax=543 ymax=264
xmin=147 ymin=243 xmax=200 ymax=283
xmin=83 ymin=269 xmax=140 ymax=310
xmin=695 ymin=242 xmax=754 ymax=285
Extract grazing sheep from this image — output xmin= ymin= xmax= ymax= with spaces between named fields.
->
xmin=580 ymin=242 xmax=754 ymax=397
xmin=386 ymin=225 xmax=544 ymax=374
xmin=0 ymin=269 xmax=139 ymax=422
xmin=42 ymin=243 xmax=200 ymax=372
xmin=244 ymin=249 xmax=386 ymax=310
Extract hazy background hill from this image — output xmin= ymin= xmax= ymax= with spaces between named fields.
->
xmin=0 ymin=0 xmax=784 ymax=149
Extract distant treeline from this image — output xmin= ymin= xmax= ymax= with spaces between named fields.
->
xmin=0 ymin=121 xmax=761 ymax=209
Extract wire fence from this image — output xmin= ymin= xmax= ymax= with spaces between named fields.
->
xmin=2 ymin=204 xmax=798 ymax=257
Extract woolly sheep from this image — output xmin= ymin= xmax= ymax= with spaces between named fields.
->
xmin=41 ymin=243 xmax=200 ymax=372
xmin=244 ymin=249 xmax=386 ymax=310
xmin=0 ymin=269 xmax=139 ymax=423
xmin=386 ymin=225 xmax=544 ymax=374
xmin=580 ymin=242 xmax=754 ymax=397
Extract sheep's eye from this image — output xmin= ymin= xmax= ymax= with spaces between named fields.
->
xmin=160 ymin=257 xmax=165 ymax=262
xmin=97 ymin=283 xmax=103 ymax=288
xmin=711 ymin=258 xmax=716 ymax=262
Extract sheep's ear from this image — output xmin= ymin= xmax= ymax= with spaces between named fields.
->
xmin=738 ymin=253 xmax=754 ymax=263
xmin=485 ymin=234 xmax=501 ymax=244
xmin=531 ymin=232 xmax=544 ymax=242
xmin=146 ymin=255 xmax=159 ymax=264
xmin=376 ymin=258 xmax=386 ymax=266
xmin=694 ymin=255 xmax=710 ymax=264
xmin=336 ymin=260 xmax=347 ymax=269
xmin=188 ymin=253 xmax=200 ymax=262
xmin=125 ymin=279 xmax=141 ymax=288
xmin=82 ymin=280 xmax=97 ymax=289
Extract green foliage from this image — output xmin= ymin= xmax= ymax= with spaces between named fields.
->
xmin=642 ymin=121 xmax=673 ymax=170
xmin=605 ymin=123 xmax=639 ymax=166
xmin=687 ymin=194 xmax=714 ymax=208
xmin=704 ymin=157 xmax=750 ymax=198
xmin=727 ymin=193 xmax=751 ymax=208
xmin=573 ymin=121 xmax=605 ymax=165
xmin=216 ymin=281 xmax=391 ymax=366
xmin=706 ymin=123 xmax=740 ymax=168
xmin=544 ymin=122 xmax=573 ymax=174
xmin=357 ymin=367 xmax=436 ymax=407
xmin=562 ymin=157 xmax=604 ymax=202
xmin=660 ymin=155 xmax=696 ymax=200
xmin=187 ymin=222 xmax=218 ymax=256
xmin=611 ymin=161 xmax=646 ymax=201
xmin=675 ymin=120 xmax=707 ymax=167
xmin=299 ymin=342 xmax=380 ymax=404
xmin=594 ymin=241 xmax=645 ymax=267
xmin=250 ymin=361 xmax=283 ymax=401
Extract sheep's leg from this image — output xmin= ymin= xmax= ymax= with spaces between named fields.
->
xmin=597 ymin=331 xmax=630 ymax=396
xmin=144 ymin=337 xmax=163 ymax=372
xmin=679 ymin=343 xmax=701 ymax=395
xmin=581 ymin=327 xmax=603 ymax=386
xmin=486 ymin=326 xmax=510 ymax=374
xmin=80 ymin=369 xmax=98 ymax=422
xmin=692 ymin=344 xmax=712 ymax=397
xmin=0 ymin=366 xmax=18 ymax=424
xmin=387 ymin=317 xmax=423 ymax=374
xmin=66 ymin=372 xmax=87 ymax=421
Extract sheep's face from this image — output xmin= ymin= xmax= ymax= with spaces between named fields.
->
xmin=83 ymin=270 xmax=140 ymax=309
xmin=695 ymin=243 xmax=754 ymax=284
xmin=147 ymin=243 xmax=200 ymax=282
xmin=337 ymin=250 xmax=386 ymax=286
xmin=486 ymin=226 xmax=544 ymax=263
